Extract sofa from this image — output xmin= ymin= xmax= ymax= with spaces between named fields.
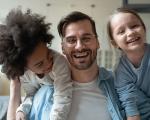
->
xmin=0 ymin=96 xmax=9 ymax=120
xmin=0 ymin=68 xmax=10 ymax=120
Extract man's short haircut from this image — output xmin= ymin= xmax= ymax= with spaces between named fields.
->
xmin=57 ymin=11 xmax=98 ymax=38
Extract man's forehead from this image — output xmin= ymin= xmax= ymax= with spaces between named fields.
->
xmin=64 ymin=22 xmax=93 ymax=37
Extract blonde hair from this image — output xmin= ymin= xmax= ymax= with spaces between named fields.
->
xmin=107 ymin=7 xmax=146 ymax=47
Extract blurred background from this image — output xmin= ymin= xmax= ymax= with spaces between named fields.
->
xmin=0 ymin=0 xmax=150 ymax=95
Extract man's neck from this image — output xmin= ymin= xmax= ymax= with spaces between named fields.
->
xmin=71 ymin=63 xmax=99 ymax=83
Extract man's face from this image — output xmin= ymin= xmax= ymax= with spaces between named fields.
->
xmin=62 ymin=19 xmax=99 ymax=70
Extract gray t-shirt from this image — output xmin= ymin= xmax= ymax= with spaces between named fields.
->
xmin=67 ymin=78 xmax=111 ymax=120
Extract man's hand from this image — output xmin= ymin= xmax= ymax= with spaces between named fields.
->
xmin=16 ymin=111 xmax=26 ymax=120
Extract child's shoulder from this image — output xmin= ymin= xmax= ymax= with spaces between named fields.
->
xmin=146 ymin=43 xmax=150 ymax=49
xmin=50 ymin=49 xmax=68 ymax=65
xmin=50 ymin=49 xmax=65 ymax=59
xmin=50 ymin=49 xmax=62 ymax=56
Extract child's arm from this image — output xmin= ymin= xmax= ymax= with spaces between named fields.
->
xmin=7 ymin=78 xmax=21 ymax=120
xmin=16 ymin=73 xmax=40 ymax=119
xmin=50 ymin=52 xmax=72 ymax=120
xmin=114 ymin=61 xmax=140 ymax=117
xmin=127 ymin=115 xmax=141 ymax=120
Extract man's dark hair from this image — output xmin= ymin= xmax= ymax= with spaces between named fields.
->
xmin=57 ymin=11 xmax=98 ymax=38
xmin=0 ymin=8 xmax=54 ymax=79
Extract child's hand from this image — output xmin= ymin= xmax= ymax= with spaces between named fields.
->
xmin=10 ymin=78 xmax=21 ymax=100
xmin=127 ymin=115 xmax=141 ymax=120
xmin=16 ymin=111 xmax=26 ymax=120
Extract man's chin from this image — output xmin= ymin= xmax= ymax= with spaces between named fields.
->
xmin=73 ymin=64 xmax=91 ymax=70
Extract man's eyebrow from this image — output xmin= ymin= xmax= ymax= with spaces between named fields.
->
xmin=65 ymin=36 xmax=76 ymax=38
xmin=66 ymin=33 xmax=93 ymax=38
xmin=82 ymin=33 xmax=94 ymax=36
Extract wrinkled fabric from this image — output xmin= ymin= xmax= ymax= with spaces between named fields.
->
xmin=28 ymin=67 xmax=125 ymax=120
xmin=114 ymin=43 xmax=150 ymax=119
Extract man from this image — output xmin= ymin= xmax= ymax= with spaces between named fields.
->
xmin=7 ymin=11 xmax=125 ymax=120
xmin=57 ymin=11 xmax=125 ymax=120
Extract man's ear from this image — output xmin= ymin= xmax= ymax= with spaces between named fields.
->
xmin=97 ymin=39 xmax=100 ymax=49
xmin=61 ymin=42 xmax=65 ymax=54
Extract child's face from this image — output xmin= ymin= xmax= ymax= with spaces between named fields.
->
xmin=26 ymin=42 xmax=53 ymax=75
xmin=110 ymin=12 xmax=146 ymax=53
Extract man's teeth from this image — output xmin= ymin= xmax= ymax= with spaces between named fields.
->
xmin=74 ymin=52 xmax=88 ymax=58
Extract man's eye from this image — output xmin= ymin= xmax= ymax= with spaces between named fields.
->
xmin=66 ymin=38 xmax=76 ymax=44
xmin=82 ymin=37 xmax=91 ymax=42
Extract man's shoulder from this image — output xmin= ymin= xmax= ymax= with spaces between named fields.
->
xmin=98 ymin=67 xmax=113 ymax=81
xmin=97 ymin=67 xmax=114 ymax=89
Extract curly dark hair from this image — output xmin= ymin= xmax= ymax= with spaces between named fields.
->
xmin=0 ymin=8 xmax=54 ymax=79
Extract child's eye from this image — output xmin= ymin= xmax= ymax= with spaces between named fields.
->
xmin=117 ymin=30 xmax=124 ymax=35
xmin=36 ymin=62 xmax=43 ymax=68
xmin=131 ymin=24 xmax=139 ymax=29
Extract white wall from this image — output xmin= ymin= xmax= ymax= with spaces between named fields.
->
xmin=0 ymin=0 xmax=149 ymax=51
xmin=0 ymin=0 xmax=122 ymax=52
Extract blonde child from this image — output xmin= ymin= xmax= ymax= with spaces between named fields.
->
xmin=107 ymin=7 xmax=150 ymax=120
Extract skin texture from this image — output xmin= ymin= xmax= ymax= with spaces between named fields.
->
xmin=62 ymin=19 xmax=99 ymax=83
xmin=110 ymin=12 xmax=146 ymax=67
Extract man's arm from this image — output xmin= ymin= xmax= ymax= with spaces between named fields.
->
xmin=7 ymin=78 xmax=21 ymax=120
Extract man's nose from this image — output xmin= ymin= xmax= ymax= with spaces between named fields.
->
xmin=75 ymin=39 xmax=85 ymax=50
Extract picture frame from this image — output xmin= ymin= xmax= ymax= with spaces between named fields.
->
xmin=122 ymin=0 xmax=150 ymax=13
